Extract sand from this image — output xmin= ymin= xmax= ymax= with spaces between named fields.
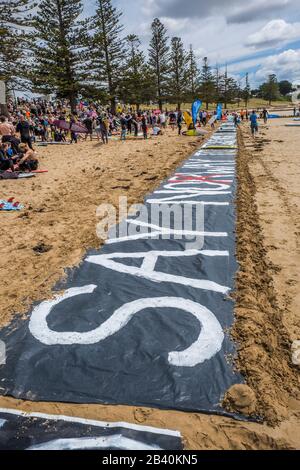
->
xmin=0 ymin=121 xmax=299 ymax=449
xmin=0 ymin=131 xmax=204 ymax=326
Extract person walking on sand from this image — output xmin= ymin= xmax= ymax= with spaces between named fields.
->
xmin=250 ymin=110 xmax=258 ymax=137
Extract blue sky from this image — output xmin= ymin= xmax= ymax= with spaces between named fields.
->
xmin=85 ymin=0 xmax=300 ymax=87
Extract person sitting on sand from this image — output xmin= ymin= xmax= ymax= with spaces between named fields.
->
xmin=152 ymin=125 xmax=163 ymax=136
xmin=17 ymin=143 xmax=39 ymax=172
xmin=0 ymin=143 xmax=14 ymax=171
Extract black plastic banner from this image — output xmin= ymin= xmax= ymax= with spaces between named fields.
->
xmin=0 ymin=124 xmax=244 ymax=416
xmin=0 ymin=408 xmax=182 ymax=450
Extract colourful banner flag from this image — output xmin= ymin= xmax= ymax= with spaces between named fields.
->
xmin=192 ymin=100 xmax=202 ymax=125
xmin=217 ymin=104 xmax=223 ymax=120
xmin=183 ymin=111 xmax=193 ymax=129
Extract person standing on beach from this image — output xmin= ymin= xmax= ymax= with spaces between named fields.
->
xmin=141 ymin=115 xmax=148 ymax=139
xmin=262 ymin=108 xmax=268 ymax=124
xmin=250 ymin=110 xmax=258 ymax=137
xmin=16 ymin=115 xmax=33 ymax=149
xmin=70 ymin=115 xmax=78 ymax=143
xmin=132 ymin=114 xmax=138 ymax=137
xmin=83 ymin=115 xmax=93 ymax=141
xmin=159 ymin=111 xmax=166 ymax=129
xmin=177 ymin=111 xmax=183 ymax=135
xmin=120 ymin=115 xmax=127 ymax=141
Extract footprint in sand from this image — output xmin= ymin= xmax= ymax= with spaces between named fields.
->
xmin=134 ymin=408 xmax=153 ymax=424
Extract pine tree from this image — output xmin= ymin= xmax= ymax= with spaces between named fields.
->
xmin=242 ymin=73 xmax=251 ymax=108
xmin=148 ymin=18 xmax=169 ymax=111
xmin=186 ymin=45 xmax=199 ymax=101
xmin=0 ymin=0 xmax=32 ymax=94
xmin=91 ymin=0 xmax=125 ymax=113
xmin=219 ymin=66 xmax=238 ymax=108
xmin=214 ymin=64 xmax=221 ymax=104
xmin=260 ymin=74 xmax=280 ymax=105
xmin=30 ymin=0 xmax=89 ymax=112
xmin=119 ymin=35 xmax=154 ymax=110
xmin=199 ymin=57 xmax=216 ymax=110
xmin=167 ymin=37 xmax=188 ymax=110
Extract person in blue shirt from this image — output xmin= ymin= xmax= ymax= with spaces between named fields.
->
xmin=250 ymin=110 xmax=258 ymax=137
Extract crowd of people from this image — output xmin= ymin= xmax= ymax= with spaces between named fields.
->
xmin=0 ymin=96 xmax=283 ymax=174
xmin=0 ymin=97 xmax=217 ymax=174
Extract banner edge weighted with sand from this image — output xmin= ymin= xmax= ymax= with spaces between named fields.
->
xmin=0 ymin=122 xmax=246 ymax=418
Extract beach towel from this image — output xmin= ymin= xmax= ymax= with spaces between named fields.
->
xmin=0 ymin=198 xmax=23 ymax=211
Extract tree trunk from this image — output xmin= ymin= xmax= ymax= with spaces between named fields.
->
xmin=158 ymin=98 xmax=163 ymax=111
xmin=110 ymin=97 xmax=116 ymax=114
xmin=69 ymin=93 xmax=77 ymax=114
xmin=206 ymin=101 xmax=209 ymax=110
xmin=177 ymin=102 xmax=181 ymax=111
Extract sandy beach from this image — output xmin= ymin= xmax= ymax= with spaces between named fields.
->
xmin=0 ymin=120 xmax=299 ymax=450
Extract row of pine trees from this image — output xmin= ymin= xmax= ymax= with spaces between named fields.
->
xmin=0 ymin=0 xmax=251 ymax=112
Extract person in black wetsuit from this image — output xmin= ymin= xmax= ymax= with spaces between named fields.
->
xmin=83 ymin=116 xmax=93 ymax=141
xmin=16 ymin=116 xmax=33 ymax=149
xmin=177 ymin=111 xmax=183 ymax=135
xmin=0 ymin=143 xmax=14 ymax=171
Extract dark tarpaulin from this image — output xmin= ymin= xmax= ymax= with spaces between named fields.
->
xmin=0 ymin=409 xmax=183 ymax=450
xmin=0 ymin=125 xmax=245 ymax=417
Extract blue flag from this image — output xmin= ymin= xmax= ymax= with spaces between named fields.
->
xmin=217 ymin=104 xmax=223 ymax=120
xmin=192 ymin=100 xmax=202 ymax=125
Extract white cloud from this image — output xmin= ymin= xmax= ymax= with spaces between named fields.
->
xmin=247 ymin=19 xmax=300 ymax=48
xmin=159 ymin=17 xmax=189 ymax=34
xmin=254 ymin=49 xmax=300 ymax=82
